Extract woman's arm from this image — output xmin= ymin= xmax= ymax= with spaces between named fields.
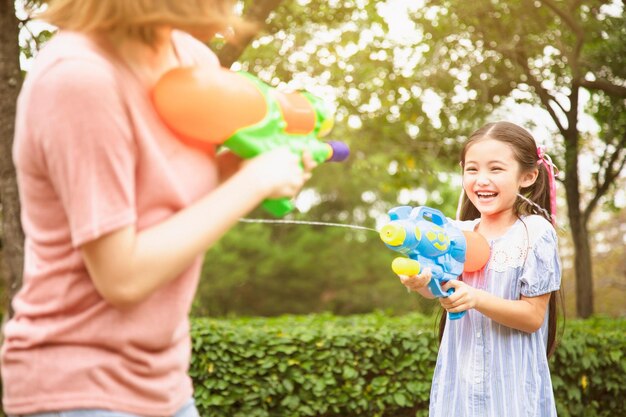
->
xmin=439 ymin=280 xmax=550 ymax=333
xmin=81 ymin=148 xmax=313 ymax=309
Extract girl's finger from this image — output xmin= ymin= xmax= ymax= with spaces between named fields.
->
xmin=439 ymin=298 xmax=453 ymax=308
xmin=448 ymin=304 xmax=467 ymax=314
xmin=442 ymin=280 xmax=462 ymax=291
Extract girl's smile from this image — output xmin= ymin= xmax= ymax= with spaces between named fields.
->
xmin=462 ymin=138 xmax=537 ymax=224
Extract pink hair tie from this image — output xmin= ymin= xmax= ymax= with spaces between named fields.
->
xmin=537 ymin=146 xmax=545 ymax=160
xmin=537 ymin=145 xmax=559 ymax=225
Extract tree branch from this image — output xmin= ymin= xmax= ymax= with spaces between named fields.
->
xmin=538 ymin=0 xmax=585 ymax=76
xmin=580 ymin=78 xmax=626 ymax=98
xmin=585 ymin=132 xmax=626 ymax=222
xmin=506 ymin=49 xmax=568 ymax=135
xmin=539 ymin=0 xmax=585 ymax=38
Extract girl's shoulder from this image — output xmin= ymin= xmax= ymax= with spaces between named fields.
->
xmin=488 ymin=215 xmax=558 ymax=273
xmin=519 ymin=215 xmax=557 ymax=247
xmin=492 ymin=215 xmax=556 ymax=252
xmin=521 ymin=214 xmax=553 ymax=229
xmin=448 ymin=218 xmax=480 ymax=232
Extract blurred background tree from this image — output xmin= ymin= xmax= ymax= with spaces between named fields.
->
xmin=1 ymin=0 xmax=624 ymax=320
xmin=0 ymin=0 xmax=26 ymax=319
xmin=195 ymin=0 xmax=626 ymax=318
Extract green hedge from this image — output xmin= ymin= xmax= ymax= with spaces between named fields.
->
xmin=550 ymin=316 xmax=625 ymax=417
xmin=190 ymin=313 xmax=625 ymax=417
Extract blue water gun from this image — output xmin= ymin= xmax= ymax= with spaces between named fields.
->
xmin=379 ymin=206 xmax=490 ymax=320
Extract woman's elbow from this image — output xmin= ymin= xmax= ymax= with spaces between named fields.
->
xmin=96 ymin=282 xmax=148 ymax=310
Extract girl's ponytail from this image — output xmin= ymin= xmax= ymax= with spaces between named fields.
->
xmin=517 ymin=146 xmax=559 ymax=226
xmin=536 ymin=146 xmax=558 ymax=225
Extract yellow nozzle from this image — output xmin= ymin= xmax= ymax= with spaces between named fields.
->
xmin=379 ymin=223 xmax=406 ymax=246
xmin=392 ymin=257 xmax=421 ymax=276
xmin=318 ymin=117 xmax=334 ymax=137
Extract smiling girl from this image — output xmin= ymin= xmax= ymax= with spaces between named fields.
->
xmin=399 ymin=121 xmax=562 ymax=417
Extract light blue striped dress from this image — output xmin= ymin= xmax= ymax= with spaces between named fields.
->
xmin=429 ymin=215 xmax=561 ymax=417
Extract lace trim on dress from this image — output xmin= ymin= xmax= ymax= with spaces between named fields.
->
xmin=486 ymin=219 xmax=530 ymax=272
xmin=488 ymin=242 xmax=528 ymax=272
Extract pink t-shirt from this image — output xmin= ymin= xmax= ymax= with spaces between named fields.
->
xmin=1 ymin=31 xmax=220 ymax=415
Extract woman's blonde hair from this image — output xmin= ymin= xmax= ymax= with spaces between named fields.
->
xmin=39 ymin=0 xmax=254 ymax=45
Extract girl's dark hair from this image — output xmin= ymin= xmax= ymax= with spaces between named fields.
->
xmin=438 ymin=121 xmax=563 ymax=358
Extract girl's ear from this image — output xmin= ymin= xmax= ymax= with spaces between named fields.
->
xmin=520 ymin=168 xmax=539 ymax=188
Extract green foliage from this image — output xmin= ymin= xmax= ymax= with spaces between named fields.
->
xmin=408 ymin=0 xmax=626 ymax=204
xmin=190 ymin=314 xmax=626 ymax=417
xmin=551 ymin=317 xmax=626 ymax=417
xmin=190 ymin=312 xmax=437 ymax=417
xmin=231 ymin=0 xmax=625 ymax=320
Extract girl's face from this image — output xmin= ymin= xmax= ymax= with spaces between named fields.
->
xmin=462 ymin=138 xmax=537 ymax=221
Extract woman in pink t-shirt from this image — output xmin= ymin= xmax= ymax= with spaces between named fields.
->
xmin=1 ymin=1 xmax=316 ymax=416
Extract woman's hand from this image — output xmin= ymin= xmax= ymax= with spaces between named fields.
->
xmin=242 ymin=147 xmax=317 ymax=199
xmin=439 ymin=280 xmax=483 ymax=314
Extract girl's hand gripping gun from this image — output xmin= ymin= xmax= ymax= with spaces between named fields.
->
xmin=379 ymin=206 xmax=490 ymax=320
xmin=152 ymin=66 xmax=349 ymax=217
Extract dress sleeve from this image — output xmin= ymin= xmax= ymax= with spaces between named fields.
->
xmin=31 ymin=57 xmax=136 ymax=247
xmin=519 ymin=223 xmax=562 ymax=297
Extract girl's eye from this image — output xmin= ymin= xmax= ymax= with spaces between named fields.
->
xmin=465 ymin=167 xmax=477 ymax=172
xmin=491 ymin=167 xmax=503 ymax=172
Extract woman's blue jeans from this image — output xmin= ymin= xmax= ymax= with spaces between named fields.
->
xmin=8 ymin=397 xmax=199 ymax=417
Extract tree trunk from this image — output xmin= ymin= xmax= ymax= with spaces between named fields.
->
xmin=562 ymin=112 xmax=594 ymax=318
xmin=0 ymin=0 xmax=25 ymax=318
xmin=572 ymin=220 xmax=594 ymax=317
xmin=217 ymin=0 xmax=284 ymax=67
